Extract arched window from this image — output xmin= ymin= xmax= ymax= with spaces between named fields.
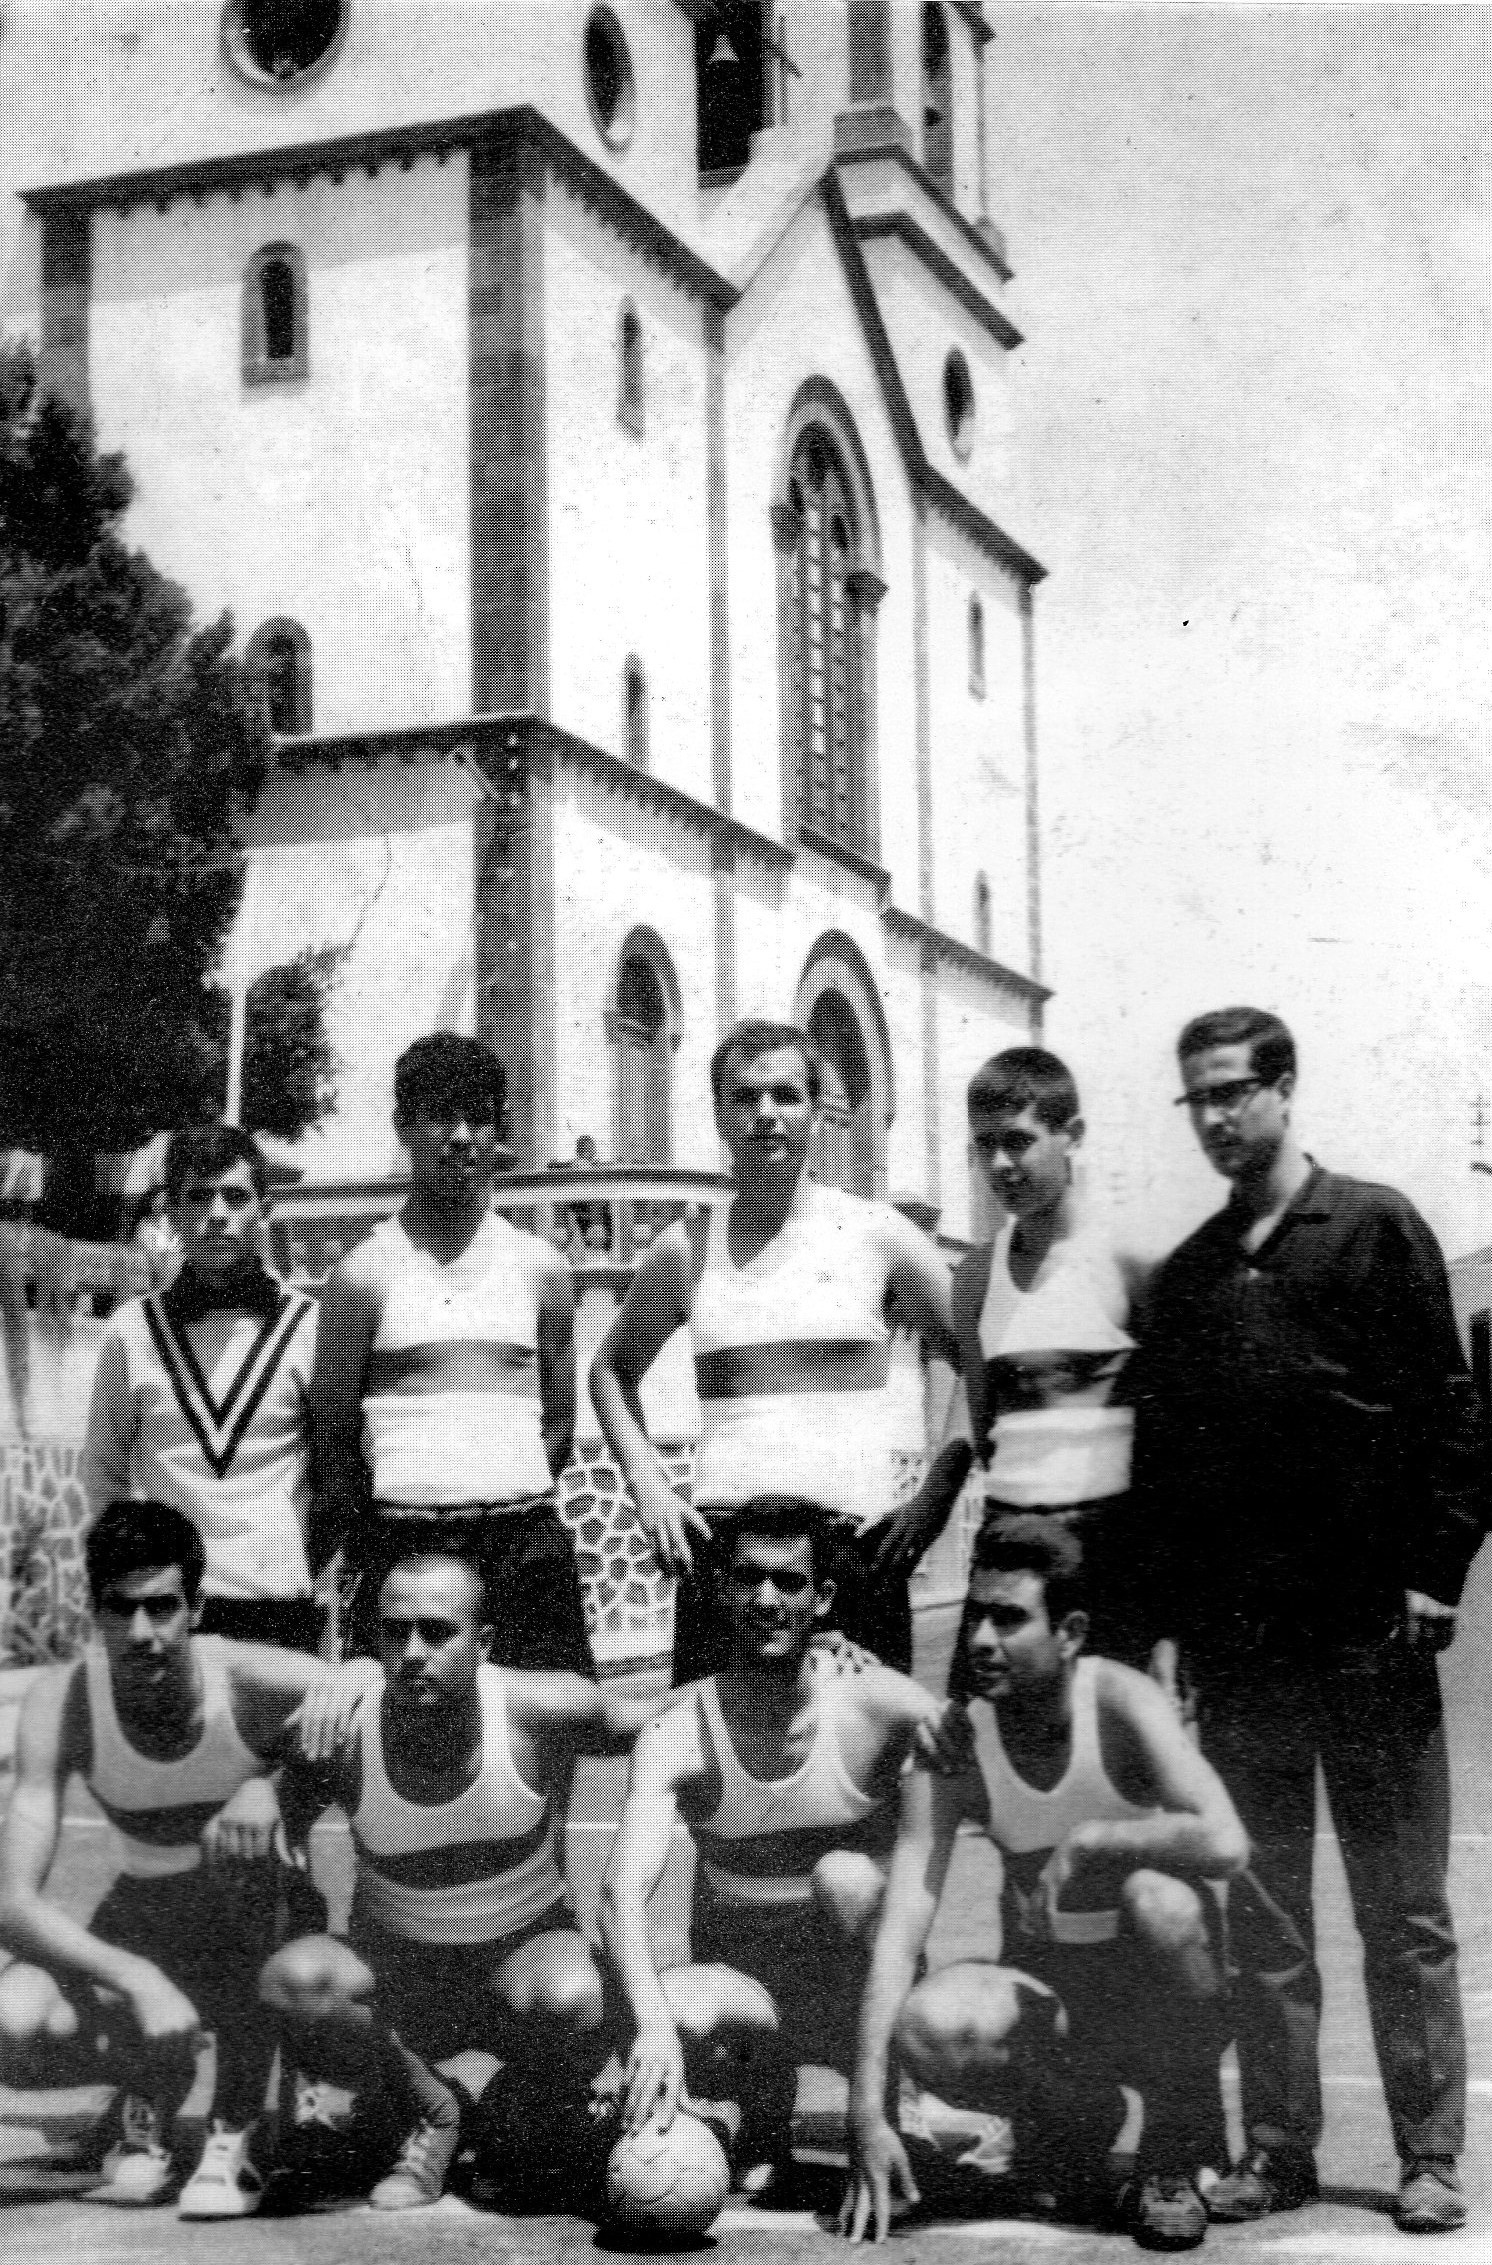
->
xmin=975 ymin=871 xmax=992 ymax=957
xmin=610 ymin=938 xmax=677 ymax=1166
xmin=808 ymin=990 xmax=874 ymax=1198
xmin=246 ymin=618 xmax=313 ymax=736
xmin=921 ymin=5 xmax=953 ymax=196
xmin=242 ymin=243 xmax=308 ymax=383
xmin=968 ymin=594 xmax=985 ymax=696
xmin=795 ymin=931 xmax=894 ymax=1201
xmin=617 ymin=301 xmax=644 ymax=435
xmin=623 ymin=655 xmax=648 ymax=770
xmin=784 ymin=430 xmax=868 ymax=854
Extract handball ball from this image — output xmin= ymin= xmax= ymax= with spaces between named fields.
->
xmin=605 ymin=2112 xmax=730 ymax=2243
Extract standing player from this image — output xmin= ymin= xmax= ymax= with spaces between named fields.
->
xmin=310 ymin=1033 xmax=590 ymax=1673
xmin=951 ymin=1048 xmax=1145 ymax=1664
xmin=0 ymin=1499 xmax=358 ymax=2219
xmin=82 ymin=1125 xmax=322 ymax=1652
xmin=591 ymin=1019 xmax=964 ymax=1679
xmin=260 ymin=1552 xmax=667 ymax=2212
xmin=840 ymin=1518 xmax=1247 ymax=2253
xmin=1132 ymin=1007 xmax=1488 ymax=2234
xmin=600 ymin=1497 xmax=962 ymax=2191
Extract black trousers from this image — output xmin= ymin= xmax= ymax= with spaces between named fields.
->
xmin=1198 ymin=1638 xmax=1465 ymax=2167
xmin=670 ymin=1511 xmax=913 ymax=1685
xmin=196 ymin=1593 xmax=325 ymax=1654
xmin=345 ymin=1503 xmax=595 ymax=1677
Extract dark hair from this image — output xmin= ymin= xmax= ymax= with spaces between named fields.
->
xmin=726 ymin=1494 xmax=832 ymax=1580
xmin=164 ymin=1124 xmax=268 ymax=1204
xmin=970 ymin=1513 xmax=1086 ymax=1624
xmin=394 ymin=1033 xmax=506 ymax=1126
xmin=967 ymin=1046 xmax=1080 ymax=1132
xmin=379 ymin=1551 xmax=489 ymax=1624
xmin=1176 ymin=1007 xmax=1295 ymax=1088
xmin=86 ymin=1498 xmax=206 ymax=1610
xmin=709 ymin=1020 xmax=822 ymax=1108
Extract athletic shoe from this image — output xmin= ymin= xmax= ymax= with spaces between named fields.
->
xmin=1395 ymin=2161 xmax=1467 ymax=2234
xmin=952 ymin=2113 xmax=1016 ymax=2179
xmin=82 ymin=2093 xmax=174 ymax=2207
xmin=1205 ymin=2147 xmax=1318 ymax=2221
xmin=1121 ymin=2172 xmax=1209 ymax=2251
xmin=369 ymin=2112 xmax=460 ymax=2211
xmin=178 ymin=2123 xmax=265 ymax=2219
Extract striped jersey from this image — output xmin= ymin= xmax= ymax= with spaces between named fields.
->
xmin=82 ymin=1635 xmax=264 ymax=1878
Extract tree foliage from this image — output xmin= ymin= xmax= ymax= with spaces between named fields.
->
xmin=0 ymin=340 xmax=294 ymax=1157
xmin=240 ymin=946 xmax=344 ymax=1138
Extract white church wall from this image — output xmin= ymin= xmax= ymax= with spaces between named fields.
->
xmin=236 ymin=754 xmax=480 ymax=1181
xmin=89 ymin=155 xmax=472 ymax=734
xmin=544 ymin=179 xmax=714 ymax=807
xmin=923 ymin=517 xmax=1029 ymax=973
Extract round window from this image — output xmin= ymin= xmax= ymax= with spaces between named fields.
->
xmin=584 ymin=8 xmax=636 ymax=150
xmin=222 ymin=0 xmax=348 ymax=87
xmin=944 ymin=350 xmax=976 ymax=460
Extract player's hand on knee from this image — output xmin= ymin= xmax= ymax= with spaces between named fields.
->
xmin=291 ymin=1658 xmax=382 ymax=1762
xmin=839 ymin=2117 xmax=918 ymax=2243
xmin=623 ymin=2020 xmax=684 ymax=2135
xmin=909 ymin=1694 xmax=972 ymax=1776
xmin=203 ymin=1775 xmax=285 ymax=1867
xmin=124 ymin=1966 xmax=205 ymax=2057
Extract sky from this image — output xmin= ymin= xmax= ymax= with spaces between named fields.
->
xmin=983 ymin=2 xmax=1492 ymax=1259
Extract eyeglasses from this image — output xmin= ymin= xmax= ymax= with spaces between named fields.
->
xmin=1174 ymin=1077 xmax=1268 ymax=1117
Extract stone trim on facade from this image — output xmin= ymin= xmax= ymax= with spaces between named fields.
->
xmin=882 ymin=903 xmax=1051 ymax=1017
xmin=835 ymin=133 xmax=1014 ymax=285
xmin=39 ymin=207 xmax=90 ymax=417
xmin=852 ymin=210 xmax=1022 ymax=349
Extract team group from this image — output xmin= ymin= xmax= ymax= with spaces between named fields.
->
xmin=0 ymin=1004 xmax=1483 ymax=2249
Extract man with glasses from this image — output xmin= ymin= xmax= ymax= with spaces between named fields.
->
xmin=1132 ymin=1006 xmax=1488 ymax=2235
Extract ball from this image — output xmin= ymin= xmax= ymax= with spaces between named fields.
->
xmin=605 ymin=2111 xmax=730 ymax=2243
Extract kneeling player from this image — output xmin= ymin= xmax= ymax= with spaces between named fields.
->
xmin=0 ymin=1499 xmax=357 ymax=2218
xmin=600 ymin=1496 xmax=962 ymax=2194
xmin=841 ymin=1517 xmax=1247 ymax=2252
xmin=260 ymin=1552 xmax=666 ymax=2213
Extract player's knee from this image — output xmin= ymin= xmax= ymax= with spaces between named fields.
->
xmin=664 ymin=1964 xmax=779 ymax=2046
xmin=507 ymin=1947 xmax=605 ymax=2035
xmin=260 ymin=1935 xmax=374 ymax=2026
xmin=0 ymin=1964 xmax=78 ymax=2079
xmin=811 ymin=1851 xmax=884 ymax=1939
xmin=896 ymin=1966 xmax=1030 ymax=2087
xmin=1120 ymin=1870 xmax=1205 ymax=1959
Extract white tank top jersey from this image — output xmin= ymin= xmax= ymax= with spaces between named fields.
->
xmin=970 ymin=1656 xmax=1156 ymax=1945
xmin=350 ymin=1663 xmax=565 ymax=1945
xmin=978 ymin=1223 xmax=1135 ymax=1508
xmin=360 ymin=1214 xmax=553 ymax=1507
xmin=693 ymin=1656 xmax=886 ymax=1911
xmin=83 ymin=1636 xmax=263 ymax=1879
xmin=690 ymin=1187 xmax=895 ymax=1529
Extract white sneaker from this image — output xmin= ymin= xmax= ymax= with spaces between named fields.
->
xmin=178 ymin=2123 xmax=264 ymax=2219
xmin=83 ymin=2094 xmax=174 ymax=2207
xmin=368 ymin=2114 xmax=458 ymax=2211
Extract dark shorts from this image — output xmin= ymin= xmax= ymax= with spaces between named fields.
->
xmin=196 ymin=1594 xmax=325 ymax=1654
xmin=671 ymin=1509 xmax=912 ymax=1684
xmin=60 ymin=1864 xmax=316 ymax=2050
xmin=682 ymin=1869 xmax=878 ymax=2064
xmin=345 ymin=1501 xmax=595 ymax=1677
xmin=349 ymin=1896 xmax=589 ymax=2064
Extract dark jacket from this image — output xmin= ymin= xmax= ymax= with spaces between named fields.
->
xmin=1130 ymin=1165 xmax=1489 ymax=1661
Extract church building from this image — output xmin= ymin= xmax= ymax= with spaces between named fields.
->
xmin=2 ymin=0 xmax=1047 ymax=1241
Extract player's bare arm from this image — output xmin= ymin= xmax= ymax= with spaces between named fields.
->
xmin=0 ymin=1667 xmax=201 ymax=2050
xmin=536 ymin=1248 xmax=578 ymax=1480
xmin=599 ymin=1699 xmax=713 ymax=2133
xmin=840 ymin=1765 xmax=970 ymax=2243
xmin=201 ymin=1643 xmax=375 ymax=1863
xmin=1031 ymin=1661 xmax=1248 ymax=1931
xmin=590 ymin=1224 xmax=711 ymax=1574
xmin=868 ymin=1210 xmax=971 ymax=1576
xmin=306 ymin=1241 xmax=384 ymax=1573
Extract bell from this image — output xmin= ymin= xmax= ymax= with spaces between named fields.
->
xmin=707 ymin=31 xmax=741 ymax=67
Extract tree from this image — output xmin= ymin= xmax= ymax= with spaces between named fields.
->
xmin=0 ymin=340 xmax=308 ymax=1166
xmin=240 ymin=946 xmax=344 ymax=1138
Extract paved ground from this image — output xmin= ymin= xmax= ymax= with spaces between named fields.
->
xmin=4 ymin=1574 xmax=1492 ymax=2262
